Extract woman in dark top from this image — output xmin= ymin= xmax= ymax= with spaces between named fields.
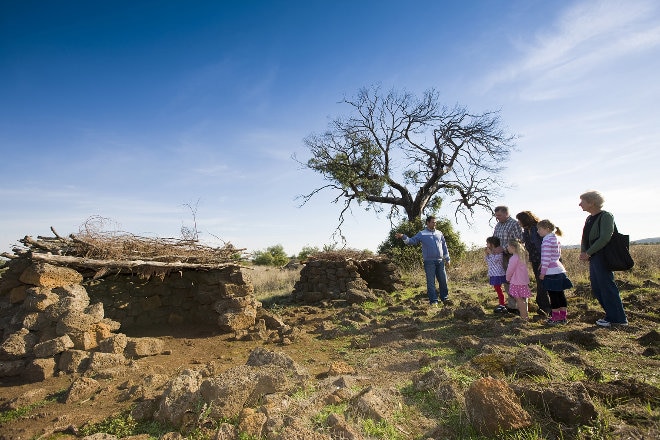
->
xmin=516 ymin=211 xmax=552 ymax=316
xmin=579 ymin=190 xmax=628 ymax=327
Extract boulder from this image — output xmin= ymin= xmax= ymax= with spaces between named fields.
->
xmin=23 ymin=287 xmax=60 ymax=312
xmin=246 ymin=346 xmax=308 ymax=380
xmin=200 ymin=365 xmax=259 ymax=420
xmin=154 ymin=369 xmax=205 ymax=427
xmin=327 ymin=413 xmax=363 ymax=440
xmin=22 ymin=357 xmax=57 ymax=381
xmin=58 ymin=349 xmax=91 ymax=374
xmin=504 ymin=345 xmax=553 ymax=378
xmin=65 ymin=377 xmax=101 ymax=403
xmin=237 ymin=408 xmax=267 ymax=439
xmin=56 ymin=312 xmax=97 ymax=336
xmin=217 ymin=308 xmax=257 ymax=332
xmin=0 ymin=359 xmax=26 ymax=377
xmin=8 ymin=285 xmax=28 ymax=304
xmin=99 ymin=333 xmax=128 ymax=354
xmin=125 ymin=337 xmax=164 ymax=358
xmin=515 ymin=381 xmax=598 ymax=426
xmin=19 ymin=263 xmax=83 ymax=288
xmin=33 ymin=335 xmax=75 ymax=358
xmin=0 ymin=328 xmax=38 ymax=360
xmin=21 ymin=312 xmax=50 ymax=331
xmin=352 ymin=386 xmax=394 ymax=422
xmin=85 ymin=352 xmax=127 ymax=374
xmin=464 ymin=377 xmax=532 ymax=436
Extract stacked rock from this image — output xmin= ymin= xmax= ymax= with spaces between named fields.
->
xmin=0 ymin=262 xmax=161 ymax=382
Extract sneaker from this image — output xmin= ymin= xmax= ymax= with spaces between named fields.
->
xmin=494 ymin=305 xmax=507 ymax=313
xmin=430 ymin=302 xmax=439 ymax=307
xmin=596 ymin=318 xmax=611 ymax=327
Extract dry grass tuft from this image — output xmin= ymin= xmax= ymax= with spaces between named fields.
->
xmin=248 ymin=265 xmax=300 ymax=299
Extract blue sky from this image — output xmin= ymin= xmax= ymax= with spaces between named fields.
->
xmin=1 ymin=0 xmax=659 ymax=258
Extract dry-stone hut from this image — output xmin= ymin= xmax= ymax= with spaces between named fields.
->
xmin=0 ymin=232 xmax=263 ymax=383
xmin=291 ymin=252 xmax=401 ymax=304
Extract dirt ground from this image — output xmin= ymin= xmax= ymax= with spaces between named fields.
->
xmin=1 ymin=286 xmax=659 ymax=440
xmin=0 ymin=304 xmax=360 ymax=440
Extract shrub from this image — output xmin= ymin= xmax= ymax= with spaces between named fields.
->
xmin=378 ymin=217 xmax=466 ymax=270
xmin=297 ymin=245 xmax=320 ymax=261
xmin=252 ymin=244 xmax=289 ymax=267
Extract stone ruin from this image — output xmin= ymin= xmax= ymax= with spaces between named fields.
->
xmin=292 ymin=253 xmax=402 ymax=304
xmin=0 ymin=233 xmax=403 ymax=383
xmin=0 ymin=257 xmax=262 ymax=383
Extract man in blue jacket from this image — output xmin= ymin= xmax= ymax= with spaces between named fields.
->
xmin=396 ymin=216 xmax=451 ymax=306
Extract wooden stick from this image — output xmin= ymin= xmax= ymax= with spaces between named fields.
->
xmin=30 ymin=252 xmax=243 ymax=271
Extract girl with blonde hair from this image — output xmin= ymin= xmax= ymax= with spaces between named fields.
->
xmin=505 ymin=238 xmax=532 ymax=321
xmin=538 ymin=219 xmax=573 ymax=324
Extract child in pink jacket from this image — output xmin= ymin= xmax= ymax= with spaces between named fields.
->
xmin=505 ymin=238 xmax=532 ymax=321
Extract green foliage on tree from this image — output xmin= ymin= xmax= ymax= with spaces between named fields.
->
xmin=378 ymin=217 xmax=466 ymax=270
xmin=296 ymin=85 xmax=516 ymax=241
xmin=252 ymin=244 xmax=289 ymax=267
xmin=297 ymin=245 xmax=320 ymax=261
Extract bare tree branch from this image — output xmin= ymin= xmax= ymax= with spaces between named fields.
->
xmin=296 ymin=85 xmax=517 ymax=237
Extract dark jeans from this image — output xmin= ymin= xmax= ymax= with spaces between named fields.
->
xmin=590 ymin=252 xmax=628 ymax=324
xmin=531 ymin=261 xmax=552 ymax=313
xmin=423 ymin=259 xmax=449 ymax=304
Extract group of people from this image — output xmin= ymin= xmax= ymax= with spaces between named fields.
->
xmin=397 ymin=190 xmax=629 ymax=328
xmin=486 ymin=206 xmax=572 ymax=324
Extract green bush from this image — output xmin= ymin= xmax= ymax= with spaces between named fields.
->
xmin=378 ymin=217 xmax=465 ymax=270
xmin=252 ymin=244 xmax=289 ymax=267
xmin=297 ymin=245 xmax=320 ymax=261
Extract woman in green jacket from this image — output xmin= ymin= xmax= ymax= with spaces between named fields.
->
xmin=578 ymin=190 xmax=628 ymax=327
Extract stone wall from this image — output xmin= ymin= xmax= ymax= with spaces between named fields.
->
xmin=291 ymin=256 xmax=401 ymax=304
xmin=84 ymin=266 xmax=258 ymax=331
xmin=0 ymin=258 xmax=260 ymax=382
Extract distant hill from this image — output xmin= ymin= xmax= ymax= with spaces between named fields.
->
xmin=563 ymin=237 xmax=660 ymax=249
xmin=632 ymin=237 xmax=660 ymax=244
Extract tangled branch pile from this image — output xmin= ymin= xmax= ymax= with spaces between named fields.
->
xmin=3 ymin=218 xmax=246 ymax=278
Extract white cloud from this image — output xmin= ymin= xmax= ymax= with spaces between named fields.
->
xmin=482 ymin=0 xmax=660 ymax=99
